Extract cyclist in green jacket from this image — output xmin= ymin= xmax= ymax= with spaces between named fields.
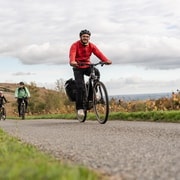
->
xmin=15 ymin=82 xmax=31 ymax=116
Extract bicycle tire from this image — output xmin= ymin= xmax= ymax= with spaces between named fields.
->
xmin=20 ymin=104 xmax=25 ymax=120
xmin=2 ymin=108 xmax=6 ymax=120
xmin=77 ymin=109 xmax=87 ymax=123
xmin=93 ymin=81 xmax=109 ymax=124
xmin=0 ymin=110 xmax=2 ymax=121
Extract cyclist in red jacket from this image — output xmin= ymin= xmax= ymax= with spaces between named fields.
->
xmin=69 ymin=29 xmax=112 ymax=116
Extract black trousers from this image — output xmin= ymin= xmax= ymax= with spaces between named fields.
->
xmin=17 ymin=98 xmax=28 ymax=115
xmin=73 ymin=67 xmax=100 ymax=110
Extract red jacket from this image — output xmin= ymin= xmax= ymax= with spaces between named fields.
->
xmin=69 ymin=40 xmax=110 ymax=68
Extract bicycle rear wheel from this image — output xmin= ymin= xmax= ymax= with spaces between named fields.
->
xmin=0 ymin=111 xmax=2 ymax=120
xmin=77 ymin=109 xmax=87 ymax=122
xmin=2 ymin=108 xmax=6 ymax=120
xmin=93 ymin=81 xmax=109 ymax=124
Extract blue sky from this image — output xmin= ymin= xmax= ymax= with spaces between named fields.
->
xmin=0 ymin=0 xmax=180 ymax=95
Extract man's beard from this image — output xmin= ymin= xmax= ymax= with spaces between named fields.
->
xmin=81 ymin=40 xmax=88 ymax=45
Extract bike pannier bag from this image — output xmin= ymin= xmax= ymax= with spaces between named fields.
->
xmin=65 ymin=78 xmax=76 ymax=101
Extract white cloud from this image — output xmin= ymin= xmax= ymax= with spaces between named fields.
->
xmin=16 ymin=43 xmax=68 ymax=64
xmin=0 ymin=0 xmax=180 ymax=94
xmin=106 ymin=76 xmax=180 ymax=95
xmin=12 ymin=72 xmax=35 ymax=76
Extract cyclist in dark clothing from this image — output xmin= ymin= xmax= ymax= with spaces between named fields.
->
xmin=0 ymin=91 xmax=8 ymax=107
xmin=0 ymin=91 xmax=8 ymax=119
xmin=69 ymin=29 xmax=112 ymax=116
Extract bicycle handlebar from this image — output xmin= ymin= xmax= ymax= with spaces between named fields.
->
xmin=78 ymin=61 xmax=109 ymax=67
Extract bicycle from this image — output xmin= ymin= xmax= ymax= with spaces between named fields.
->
xmin=77 ymin=61 xmax=109 ymax=124
xmin=19 ymin=97 xmax=26 ymax=120
xmin=0 ymin=103 xmax=7 ymax=121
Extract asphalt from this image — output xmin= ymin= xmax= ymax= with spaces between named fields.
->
xmin=0 ymin=119 xmax=180 ymax=180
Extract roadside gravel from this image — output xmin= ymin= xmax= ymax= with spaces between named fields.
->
xmin=0 ymin=119 xmax=180 ymax=180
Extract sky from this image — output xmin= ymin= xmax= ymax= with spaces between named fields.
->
xmin=0 ymin=0 xmax=180 ymax=95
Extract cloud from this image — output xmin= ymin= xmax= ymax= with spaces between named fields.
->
xmin=12 ymin=72 xmax=35 ymax=76
xmin=106 ymin=76 xmax=180 ymax=95
xmin=16 ymin=43 xmax=68 ymax=64
xmin=0 ymin=0 xmax=180 ymax=70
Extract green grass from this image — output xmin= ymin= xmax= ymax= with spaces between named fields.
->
xmin=108 ymin=111 xmax=180 ymax=123
xmin=8 ymin=110 xmax=180 ymax=123
xmin=0 ymin=129 xmax=103 ymax=180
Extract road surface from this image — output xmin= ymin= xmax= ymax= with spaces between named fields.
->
xmin=0 ymin=119 xmax=180 ymax=180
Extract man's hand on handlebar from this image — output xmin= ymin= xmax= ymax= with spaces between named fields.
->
xmin=70 ymin=60 xmax=112 ymax=67
xmin=104 ymin=60 xmax=112 ymax=65
xmin=70 ymin=61 xmax=78 ymax=67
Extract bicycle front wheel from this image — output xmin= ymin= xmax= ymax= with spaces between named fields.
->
xmin=20 ymin=104 xmax=25 ymax=120
xmin=93 ymin=81 xmax=109 ymax=124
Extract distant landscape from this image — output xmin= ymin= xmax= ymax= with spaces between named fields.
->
xmin=0 ymin=82 xmax=179 ymax=117
xmin=0 ymin=82 xmax=63 ymax=116
xmin=111 ymin=92 xmax=172 ymax=101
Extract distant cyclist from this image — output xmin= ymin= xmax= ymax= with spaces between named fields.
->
xmin=15 ymin=82 xmax=31 ymax=117
xmin=69 ymin=29 xmax=112 ymax=116
xmin=0 ymin=91 xmax=8 ymax=118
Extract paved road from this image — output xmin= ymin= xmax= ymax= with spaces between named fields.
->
xmin=0 ymin=119 xmax=180 ymax=180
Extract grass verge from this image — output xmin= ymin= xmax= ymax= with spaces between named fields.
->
xmin=8 ymin=110 xmax=180 ymax=123
xmin=108 ymin=110 xmax=180 ymax=123
xmin=0 ymin=129 xmax=103 ymax=180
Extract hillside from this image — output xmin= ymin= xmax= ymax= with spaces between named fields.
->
xmin=1 ymin=83 xmax=179 ymax=117
xmin=0 ymin=83 xmax=64 ymax=116
xmin=0 ymin=83 xmax=18 ymax=116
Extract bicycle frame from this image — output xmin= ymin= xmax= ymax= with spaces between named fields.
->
xmin=85 ymin=66 xmax=99 ymax=104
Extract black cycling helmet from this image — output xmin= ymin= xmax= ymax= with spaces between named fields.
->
xmin=79 ymin=29 xmax=91 ymax=37
xmin=19 ymin=81 xmax=24 ymax=85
